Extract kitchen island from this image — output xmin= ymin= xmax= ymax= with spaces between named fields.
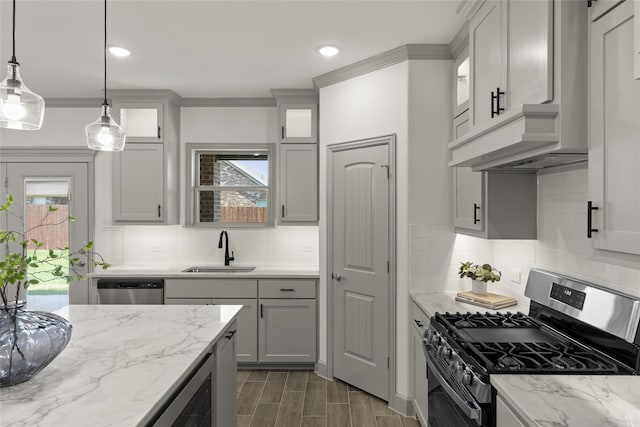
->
xmin=0 ymin=304 xmax=241 ymax=427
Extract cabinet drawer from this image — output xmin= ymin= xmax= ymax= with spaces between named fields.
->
xmin=259 ymin=279 xmax=316 ymax=299
xmin=410 ymin=300 xmax=430 ymax=334
xmin=165 ymin=279 xmax=257 ymax=298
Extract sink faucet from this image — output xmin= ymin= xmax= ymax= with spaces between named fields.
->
xmin=218 ymin=230 xmax=235 ymax=266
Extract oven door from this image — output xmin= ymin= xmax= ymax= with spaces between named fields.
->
xmin=425 ymin=346 xmax=491 ymax=427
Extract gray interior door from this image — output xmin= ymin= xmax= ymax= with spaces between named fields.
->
xmin=3 ymin=163 xmax=90 ymax=309
xmin=332 ymin=142 xmax=389 ymax=401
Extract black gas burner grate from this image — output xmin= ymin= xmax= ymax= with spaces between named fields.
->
xmin=465 ymin=342 xmax=619 ymax=374
xmin=436 ymin=311 xmax=538 ymax=330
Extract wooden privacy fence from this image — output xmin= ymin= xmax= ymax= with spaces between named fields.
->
xmin=221 ymin=206 xmax=266 ymax=223
xmin=25 ymin=205 xmax=69 ymax=249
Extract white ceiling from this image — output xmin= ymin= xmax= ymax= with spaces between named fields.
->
xmin=0 ymin=1 xmax=465 ymax=99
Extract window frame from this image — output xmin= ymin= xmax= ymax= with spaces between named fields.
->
xmin=185 ymin=143 xmax=275 ymax=228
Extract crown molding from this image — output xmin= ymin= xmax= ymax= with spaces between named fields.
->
xmin=313 ymin=44 xmax=452 ymax=89
xmin=458 ymin=0 xmax=485 ymax=21
xmin=181 ymin=98 xmax=276 ymax=107
xmin=270 ymin=88 xmax=318 ymax=103
xmin=107 ymin=89 xmax=183 ymax=105
xmin=0 ymin=147 xmax=97 ymax=162
xmin=449 ymin=23 xmax=470 ymax=59
xmin=44 ymin=98 xmax=105 ymax=108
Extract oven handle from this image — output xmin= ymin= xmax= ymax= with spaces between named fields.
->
xmin=425 ymin=347 xmax=482 ymax=424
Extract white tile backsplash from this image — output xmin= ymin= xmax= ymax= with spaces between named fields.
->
xmin=98 ymin=225 xmax=319 ymax=267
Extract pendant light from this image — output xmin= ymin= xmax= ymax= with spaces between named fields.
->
xmin=0 ymin=0 xmax=45 ymax=130
xmin=85 ymin=0 xmax=125 ymax=151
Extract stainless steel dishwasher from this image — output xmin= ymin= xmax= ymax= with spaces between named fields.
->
xmin=97 ymin=278 xmax=164 ymax=304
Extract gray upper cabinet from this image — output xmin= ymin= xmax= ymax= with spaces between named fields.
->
xmin=589 ymin=0 xmax=640 ymax=256
xmin=113 ymin=143 xmax=164 ymax=222
xmin=279 ymin=144 xmax=318 ymax=223
xmin=110 ymin=91 xmax=180 ymax=224
xmin=113 ymin=102 xmax=163 ymax=143
xmin=279 ymin=103 xmax=318 ymax=143
xmin=469 ymin=0 xmax=504 ymax=129
xmin=450 ymin=0 xmax=587 ymax=171
xmin=271 ymin=89 xmax=319 ymax=144
xmin=452 ymin=110 xmax=536 ymax=239
xmin=469 ymin=0 xmax=552 ymax=128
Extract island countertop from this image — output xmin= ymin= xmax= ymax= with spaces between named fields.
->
xmin=0 ymin=304 xmax=242 ymax=427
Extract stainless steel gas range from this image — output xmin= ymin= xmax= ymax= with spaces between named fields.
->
xmin=424 ymin=269 xmax=640 ymax=427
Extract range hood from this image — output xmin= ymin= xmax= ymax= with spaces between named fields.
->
xmin=448 ymin=104 xmax=587 ymax=171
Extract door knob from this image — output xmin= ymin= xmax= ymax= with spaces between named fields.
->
xmin=332 ymin=273 xmax=343 ymax=281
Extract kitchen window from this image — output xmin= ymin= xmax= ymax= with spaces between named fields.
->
xmin=186 ymin=144 xmax=275 ymax=227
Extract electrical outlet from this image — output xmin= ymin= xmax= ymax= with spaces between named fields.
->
xmin=302 ymin=245 xmax=313 ymax=253
xmin=510 ymin=269 xmax=521 ymax=284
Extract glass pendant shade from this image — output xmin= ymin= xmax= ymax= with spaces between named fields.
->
xmin=85 ymin=104 xmax=126 ymax=151
xmin=0 ymin=62 xmax=45 ymax=130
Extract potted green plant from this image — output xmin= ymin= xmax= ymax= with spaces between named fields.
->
xmin=0 ymin=195 xmax=109 ymax=387
xmin=458 ymin=262 xmax=501 ymax=295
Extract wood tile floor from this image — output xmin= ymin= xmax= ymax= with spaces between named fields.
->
xmin=236 ymin=369 xmax=420 ymax=427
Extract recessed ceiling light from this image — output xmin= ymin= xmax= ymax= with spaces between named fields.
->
xmin=108 ymin=46 xmax=131 ymax=57
xmin=318 ymin=46 xmax=340 ymax=57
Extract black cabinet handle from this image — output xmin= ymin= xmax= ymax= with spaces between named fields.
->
xmin=157 ymin=204 xmax=161 ymax=218
xmin=225 ymin=330 xmax=237 ymax=340
xmin=587 ymin=201 xmax=599 ymax=238
xmin=473 ymin=203 xmax=481 ymax=224
xmin=587 ymin=0 xmax=597 ymax=7
xmin=414 ymin=319 xmax=424 ymax=328
xmin=282 ymin=204 xmax=285 ymax=218
xmin=260 ymin=304 xmax=264 ymax=318
xmin=491 ymin=87 xmax=505 ymax=118
xmin=280 ymin=288 xmax=295 ymax=292
xmin=157 ymin=126 xmax=161 ymax=139
xmin=281 ymin=125 xmax=285 ymax=139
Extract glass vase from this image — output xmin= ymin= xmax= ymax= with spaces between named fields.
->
xmin=0 ymin=301 xmax=72 ymax=387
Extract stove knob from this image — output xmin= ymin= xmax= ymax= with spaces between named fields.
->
xmin=462 ymin=369 xmax=473 ymax=386
xmin=455 ymin=362 xmax=465 ymax=372
xmin=443 ymin=348 xmax=453 ymax=358
xmin=429 ymin=332 xmax=441 ymax=346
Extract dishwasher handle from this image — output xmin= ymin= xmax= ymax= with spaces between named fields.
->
xmin=97 ymin=279 xmax=164 ymax=290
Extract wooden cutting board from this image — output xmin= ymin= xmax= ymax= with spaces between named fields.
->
xmin=457 ymin=291 xmax=516 ymax=305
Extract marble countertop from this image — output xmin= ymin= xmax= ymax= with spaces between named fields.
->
xmin=0 ymin=304 xmax=242 ymax=427
xmin=492 ymin=374 xmax=640 ymax=427
xmin=88 ymin=264 xmax=320 ymax=279
xmin=410 ymin=290 xmax=530 ymax=317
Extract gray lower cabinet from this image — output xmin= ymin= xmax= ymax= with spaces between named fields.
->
xmin=258 ymin=299 xmax=316 ymax=363
xmin=164 ymin=279 xmax=258 ymax=363
xmin=164 ymin=278 xmax=317 ymax=364
xmin=165 ymin=297 xmax=258 ymax=363
xmin=496 ymin=395 xmax=526 ymax=427
xmin=214 ymin=321 xmax=237 ymax=427
xmin=410 ymin=300 xmax=429 ymax=426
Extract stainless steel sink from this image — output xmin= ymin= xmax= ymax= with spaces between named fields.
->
xmin=182 ymin=266 xmax=256 ymax=273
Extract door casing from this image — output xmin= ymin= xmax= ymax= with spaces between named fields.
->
xmin=326 ymin=134 xmax=397 ymax=408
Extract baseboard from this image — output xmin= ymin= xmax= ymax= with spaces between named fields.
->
xmin=238 ymin=363 xmax=314 ymax=370
xmin=390 ymin=393 xmax=414 ymax=417
xmin=315 ymin=360 xmax=329 ymax=379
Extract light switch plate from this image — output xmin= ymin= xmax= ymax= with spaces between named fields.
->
xmin=509 ymin=269 xmax=521 ymax=284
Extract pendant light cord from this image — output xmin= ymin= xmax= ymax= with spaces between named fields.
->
xmin=10 ymin=0 xmax=17 ymax=68
xmin=103 ymin=0 xmax=108 ymax=106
